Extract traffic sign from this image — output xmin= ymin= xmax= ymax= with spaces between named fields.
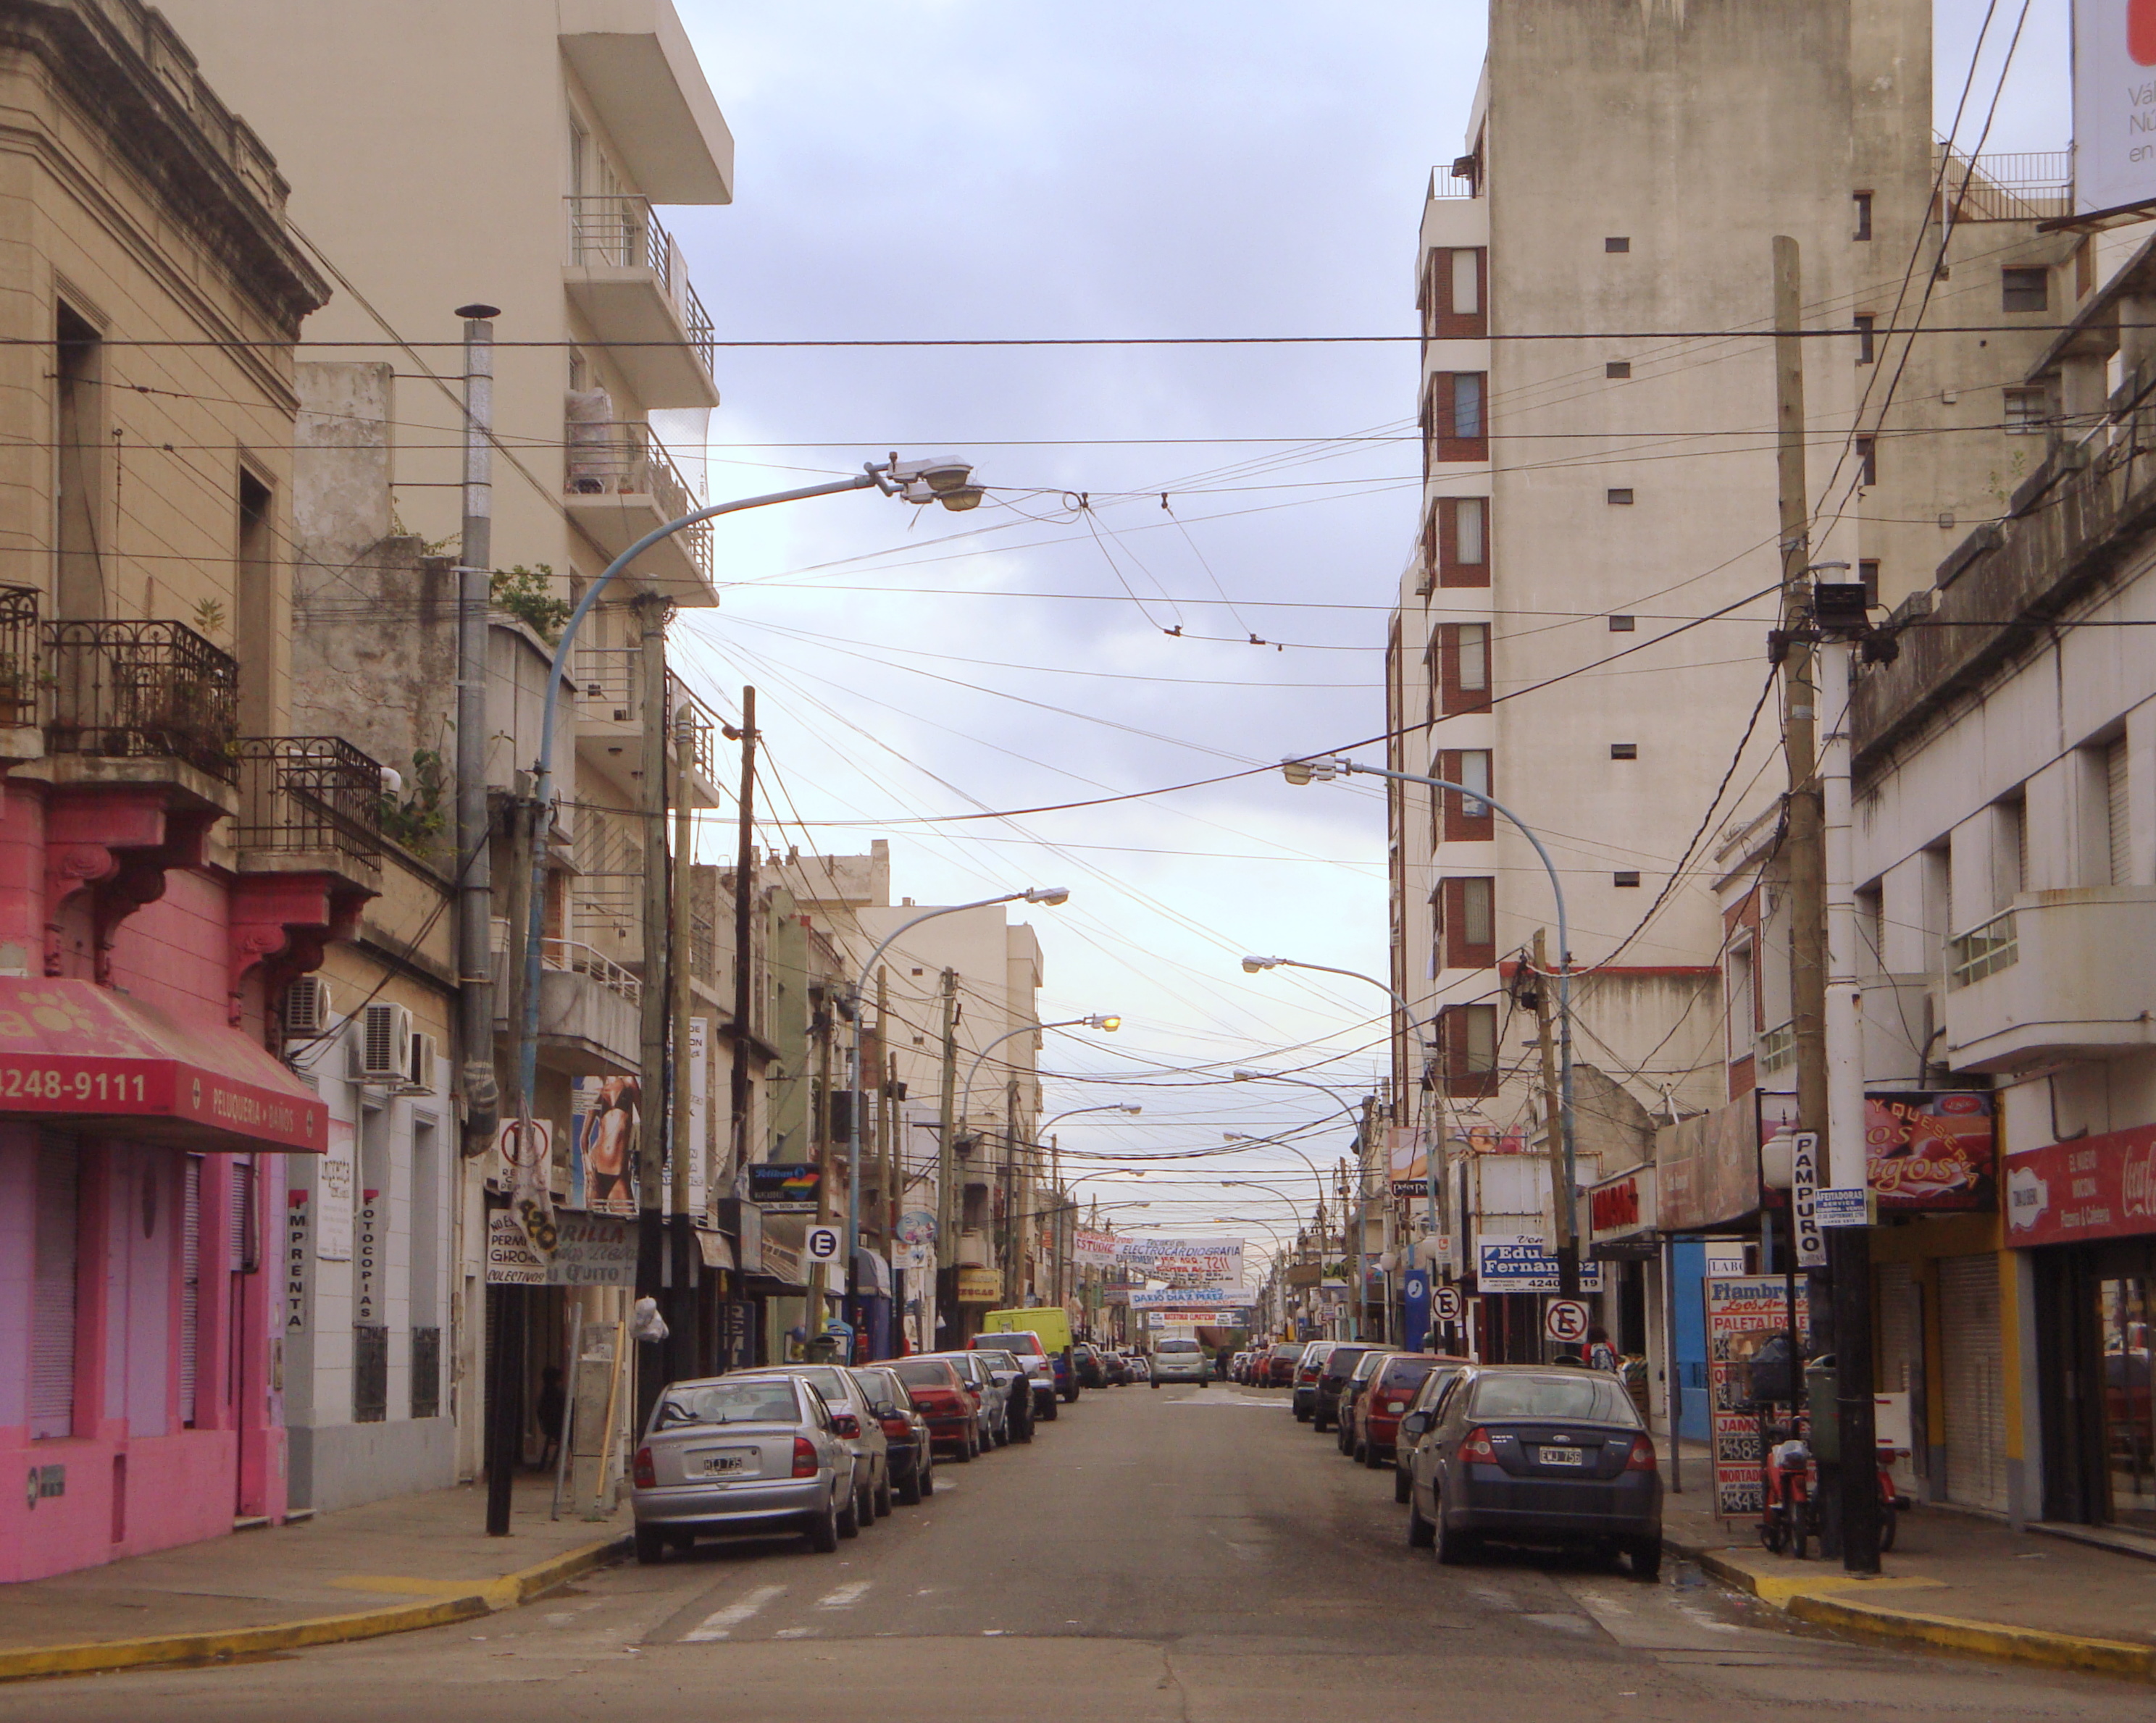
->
xmin=1543 ymin=1298 xmax=1589 ymax=1345
xmin=1432 ymin=1285 xmax=1463 ymax=1322
xmin=804 ymin=1224 xmax=843 ymax=1264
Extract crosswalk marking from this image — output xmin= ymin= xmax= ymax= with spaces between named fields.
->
xmin=816 ymin=1580 xmax=872 ymax=1609
xmin=681 ymin=1583 xmax=787 ymax=1643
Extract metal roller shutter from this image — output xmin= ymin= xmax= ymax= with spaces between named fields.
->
xmin=1939 ymin=1254 xmax=2007 ymax=1514
xmin=180 ymin=1156 xmax=202 ymax=1428
xmin=1876 ymin=1262 xmax=1925 ymax=1493
xmin=2108 ymin=738 xmax=2131 ymax=886
xmin=30 ymin=1138 xmax=79 ymax=1438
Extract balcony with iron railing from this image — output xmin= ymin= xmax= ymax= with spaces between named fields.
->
xmin=564 ymin=193 xmax=719 ymax=411
xmin=0 ymin=586 xmax=39 ymax=755
xmin=490 ymin=916 xmax=642 ymax=1076
xmin=562 ymin=418 xmax=714 ymax=600
xmin=1936 ymin=146 xmax=2072 ymax=223
xmin=565 ymin=647 xmax=724 ymax=805
xmin=43 ymin=618 xmax=238 ymax=784
xmin=233 ymin=736 xmax=385 ymax=884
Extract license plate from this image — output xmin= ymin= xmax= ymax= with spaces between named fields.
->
xmin=699 ymin=1451 xmax=753 ymax=1477
xmin=1537 ymin=1446 xmax=1585 ymax=1467
xmin=1387 ymin=1400 xmax=1408 ymax=1412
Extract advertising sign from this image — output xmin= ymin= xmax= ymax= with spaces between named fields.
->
xmin=318 ymin=1117 xmax=355 ymax=1260
xmin=485 ymin=1210 xmax=638 ymax=1287
xmin=956 ymin=1266 xmax=1000 ymax=1304
xmin=1705 ymin=1275 xmax=1809 ymax=1518
xmin=283 ymin=1188 xmax=309 ymax=1336
xmin=1657 ymin=1093 xmax=1766 ymax=1232
xmin=570 ymin=1076 xmax=640 ymax=1217
xmin=1129 ymin=1287 xmax=1253 ymax=1312
xmin=1475 ymin=1238 xmax=1605 ymax=1292
xmin=1865 ymin=1091 xmax=1995 ymax=1212
xmin=897 ymin=1207 xmax=937 ymax=1273
xmin=1117 ymin=1236 xmax=1245 ymax=1291
xmin=1073 ymin=1226 xmax=1119 ymax=1268
xmin=749 ymin=1162 xmax=822 ymax=1213
xmin=2074 ymin=0 xmax=2156 ymax=214
xmin=1587 ymin=1165 xmax=1655 ymax=1241
xmin=2006 ymin=1123 xmax=2156 ymax=1247
xmin=1789 ymin=1131 xmax=1826 ymax=1268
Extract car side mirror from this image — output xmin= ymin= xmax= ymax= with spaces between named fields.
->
xmin=1400 ymin=1411 xmax=1433 ymax=1439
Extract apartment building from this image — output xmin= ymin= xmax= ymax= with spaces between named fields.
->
xmin=0 ymin=0 xmax=375 ymax=1580
xmin=1384 ymin=0 xmax=2060 ymax=1368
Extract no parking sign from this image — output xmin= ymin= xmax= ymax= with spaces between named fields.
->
xmin=1543 ymin=1298 xmax=1589 ymax=1346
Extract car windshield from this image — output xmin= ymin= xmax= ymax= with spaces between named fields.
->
xmin=893 ymin=1360 xmax=957 ymax=1389
xmin=785 ymin=1366 xmax=854 ymax=1404
xmin=850 ymin=1370 xmax=899 ymax=1404
xmin=989 ymin=1332 xmax=1045 ymax=1356
xmin=977 ymin=1351 xmax=1019 ymax=1371
xmin=1468 ymin=1373 xmax=1640 ymax=1425
xmin=1379 ymin=1359 xmax=1440 ymax=1391
xmin=1157 ymin=1340 xmax=1200 ymax=1354
xmin=655 ymin=1381 xmax=800 ymax=1428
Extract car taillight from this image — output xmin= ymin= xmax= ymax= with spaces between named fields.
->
xmin=830 ymin=1413 xmax=860 ymax=1438
xmin=880 ymin=1416 xmax=911 ymax=1439
xmin=1459 ymin=1426 xmax=1497 ymax=1464
xmin=632 ymin=1446 xmax=656 ymax=1488
xmin=793 ymin=1437 xmax=819 ymax=1478
xmin=1626 ymin=1437 xmax=1658 ymax=1472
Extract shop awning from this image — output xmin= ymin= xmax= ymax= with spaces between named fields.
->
xmin=0 ymin=979 xmax=325 ymax=1153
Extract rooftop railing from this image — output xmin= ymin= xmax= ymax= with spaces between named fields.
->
xmin=566 ymin=193 xmax=716 ymax=377
xmin=491 ymin=918 xmax=643 ymax=1007
xmin=1938 ymin=147 xmax=2072 ymax=222
xmin=43 ymin=618 xmax=238 ymax=782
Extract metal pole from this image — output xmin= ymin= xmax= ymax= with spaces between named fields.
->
xmin=670 ymin=702 xmax=698 ymax=1371
xmin=632 ymin=595 xmax=670 ymax=1433
xmin=727 ymin=689 xmax=757 ymax=1181
xmin=550 ymin=1303 xmax=582 ymax=1521
xmin=456 ymin=308 xmax=499 ymax=1162
xmin=934 ymin=969 xmax=958 ymax=1341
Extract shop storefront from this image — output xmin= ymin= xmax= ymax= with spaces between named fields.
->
xmin=2011 ymin=1123 xmax=2156 ymax=1529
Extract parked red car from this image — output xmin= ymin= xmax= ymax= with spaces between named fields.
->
xmin=1266 ymin=1341 xmax=1308 ymax=1388
xmin=891 ymin=1355 xmax=982 ymax=1463
xmin=1350 ymin=1352 xmax=1464 ymax=1468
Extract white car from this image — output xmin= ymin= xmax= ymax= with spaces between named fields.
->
xmin=1150 ymin=1337 xmax=1211 ymax=1385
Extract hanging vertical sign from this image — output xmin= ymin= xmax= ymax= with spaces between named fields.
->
xmin=284 ymin=1188 xmax=310 ymax=1335
xmin=690 ymin=1016 xmax=711 ymax=1223
xmin=356 ymin=1187 xmax=382 ymax=1325
xmin=1789 ymin=1130 xmax=1826 ymax=1268
xmin=318 ymin=1118 xmax=354 ymax=1260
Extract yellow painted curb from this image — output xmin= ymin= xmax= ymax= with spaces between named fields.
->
xmin=1788 ymin=1592 xmax=2156 ymax=1682
xmin=0 ymin=1533 xmax=627 ymax=1684
xmin=1670 ymin=1536 xmax=2156 ymax=1683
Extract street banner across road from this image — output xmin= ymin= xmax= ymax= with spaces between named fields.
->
xmin=1129 ymin=1287 xmax=1253 ymax=1312
xmin=1073 ymin=1226 xmax=1119 ymax=1268
xmin=1116 ymin=1236 xmax=1245 ymax=1291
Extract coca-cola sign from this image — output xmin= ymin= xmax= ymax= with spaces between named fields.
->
xmin=2005 ymin=1124 xmax=2156 ymax=1248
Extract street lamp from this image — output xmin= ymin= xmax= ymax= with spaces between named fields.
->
xmin=513 ymin=457 xmax=988 ymax=1110
xmin=1237 ymin=956 xmax=1436 ymax=1068
xmin=840 ymin=892 xmax=1075 ymax=1336
xmin=1281 ymin=751 xmax=1580 ymax=1296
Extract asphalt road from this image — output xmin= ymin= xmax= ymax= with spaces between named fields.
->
xmin=13 ymin=1382 xmax=2153 ymax=1722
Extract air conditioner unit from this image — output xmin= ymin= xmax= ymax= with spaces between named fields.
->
xmin=281 ymin=976 xmax=333 ymax=1036
xmin=405 ymin=1030 xmax=440 ymax=1096
xmin=350 ymin=1002 xmax=412 ymax=1084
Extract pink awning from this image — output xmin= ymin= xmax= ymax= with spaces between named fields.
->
xmin=0 ymin=980 xmax=324 ymax=1153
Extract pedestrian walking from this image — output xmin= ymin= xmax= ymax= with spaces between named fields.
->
xmin=1585 ymin=1325 xmax=1620 ymax=1375
xmin=534 ymin=1366 xmax=567 ymax=1472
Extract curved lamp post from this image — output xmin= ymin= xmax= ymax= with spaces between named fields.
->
xmin=840 ymin=890 xmax=1074 ymax=1335
xmin=1281 ymin=752 xmax=1579 ymax=1296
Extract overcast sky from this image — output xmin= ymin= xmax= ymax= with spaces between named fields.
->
xmin=658 ymin=1 xmax=2073 ymax=1261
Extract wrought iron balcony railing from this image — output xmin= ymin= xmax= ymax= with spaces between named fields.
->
xmin=0 ymin=585 xmax=38 ymax=727
xmin=233 ymin=736 xmax=385 ymax=864
xmin=565 ymin=193 xmax=716 ymax=376
xmin=43 ymin=619 xmax=238 ymax=782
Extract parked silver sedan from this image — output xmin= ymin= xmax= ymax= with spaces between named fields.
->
xmin=630 ymin=1374 xmax=858 ymax=1562
xmin=757 ymin=1363 xmax=894 ymax=1525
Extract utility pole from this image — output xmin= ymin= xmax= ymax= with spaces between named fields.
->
xmin=933 ymin=968 xmax=958 ymax=1344
xmin=1002 ymin=1077 xmax=1019 ymax=1307
xmin=669 ymin=703 xmax=698 ymax=1375
xmin=812 ymin=982 xmax=836 ymax=1330
xmin=877 ymin=967 xmax=895 ymax=1354
xmin=456 ymin=304 xmax=514 ymax=1540
xmin=632 ymin=591 xmax=671 ymax=1435
xmin=727 ymin=689 xmax=757 ymax=1183
xmin=1529 ymin=928 xmax=1576 ymax=1351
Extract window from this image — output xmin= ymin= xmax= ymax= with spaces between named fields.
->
xmin=1855 ymin=314 xmax=1876 ymax=365
xmin=1421 ymin=248 xmax=1487 ymax=339
xmin=1435 ymin=622 xmax=1491 ymax=714
xmin=1608 ymin=614 xmax=1636 ymax=632
xmin=1432 ymin=496 xmax=1489 ymax=587
xmin=1853 ymin=191 xmax=1873 ymax=240
xmin=1424 ymin=372 xmax=1489 ymax=464
xmin=1605 ymin=236 xmax=1631 ymax=253
xmin=31 ymin=1138 xmax=78 ymax=1440
xmin=2004 ymin=387 xmax=2047 ymax=435
xmin=1725 ymin=938 xmax=1756 ymax=1083
xmin=1614 ymin=871 xmax=1642 ymax=887
xmin=1438 ymin=1003 xmax=1500 ymax=1097
xmin=2107 ymin=737 xmax=2132 ymax=885
xmin=1605 ymin=361 xmax=1631 ymax=380
xmin=2002 ymin=267 xmax=2048 ymax=313
xmin=1855 ymin=437 xmax=1876 ymax=486
xmin=1610 ymin=742 xmax=1637 ymax=760
xmin=1608 ymin=487 xmax=1634 ymax=506
xmin=55 ymin=305 xmax=105 ymax=621
xmin=1434 ymin=749 xmax=1494 ymax=842
xmin=1859 ymin=560 xmax=1880 ymax=606
xmin=1437 ymin=876 xmax=1496 ymax=969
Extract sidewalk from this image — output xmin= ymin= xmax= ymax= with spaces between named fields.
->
xmin=0 ymin=1476 xmax=625 ymax=1681
xmin=1663 ymin=1441 xmax=2156 ymax=1681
